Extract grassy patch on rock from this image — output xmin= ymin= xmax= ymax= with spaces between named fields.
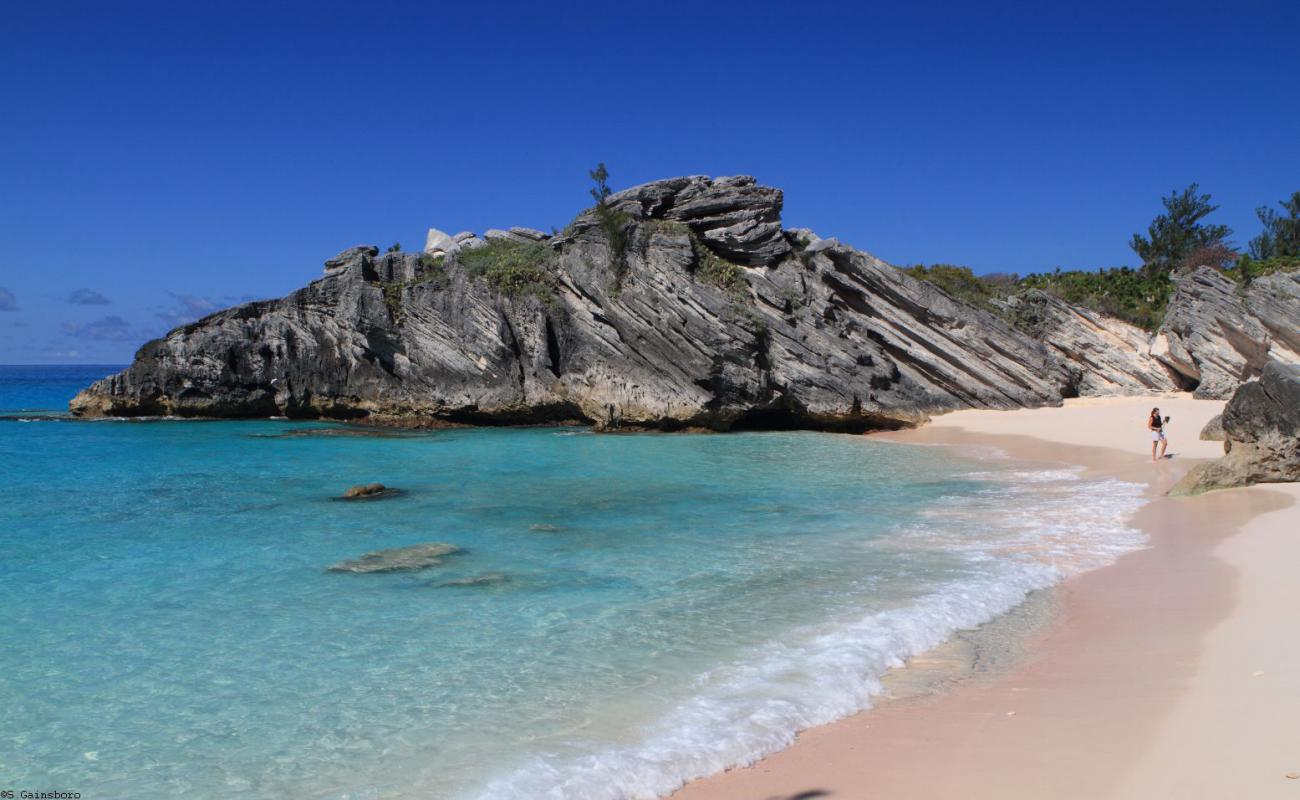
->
xmin=458 ymin=239 xmax=555 ymax=300
xmin=903 ymin=262 xmax=1174 ymax=332
xmin=688 ymin=231 xmax=748 ymax=293
xmin=1017 ymin=267 xmax=1172 ymax=331
xmin=1227 ymin=254 xmax=1300 ymax=286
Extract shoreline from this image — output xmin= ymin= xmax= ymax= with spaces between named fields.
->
xmin=673 ymin=394 xmax=1300 ymax=799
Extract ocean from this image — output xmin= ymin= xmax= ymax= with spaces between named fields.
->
xmin=0 ymin=365 xmax=1146 ymax=799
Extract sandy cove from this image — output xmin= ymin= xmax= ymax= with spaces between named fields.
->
xmin=673 ymin=394 xmax=1300 ymax=800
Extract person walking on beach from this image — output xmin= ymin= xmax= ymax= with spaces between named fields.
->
xmin=1149 ymin=407 xmax=1168 ymax=461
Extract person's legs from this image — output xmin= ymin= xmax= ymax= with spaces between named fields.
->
xmin=1152 ymin=438 xmax=1158 ymax=461
xmin=1159 ymin=434 xmax=1168 ymax=459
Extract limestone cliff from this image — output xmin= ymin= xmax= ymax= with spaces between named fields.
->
xmin=71 ymin=176 xmax=1076 ymax=430
xmin=69 ymin=175 xmax=1300 ymax=430
xmin=1152 ymin=266 xmax=1300 ymax=399
xmin=999 ymin=290 xmax=1182 ymax=395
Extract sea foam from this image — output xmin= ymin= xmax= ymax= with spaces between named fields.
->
xmin=471 ymin=461 xmax=1145 ymax=800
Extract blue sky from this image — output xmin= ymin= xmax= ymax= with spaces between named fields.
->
xmin=2 ymin=1 xmax=1298 ymax=364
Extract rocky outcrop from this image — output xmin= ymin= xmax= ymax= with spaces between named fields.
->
xmin=605 ymin=175 xmax=791 ymax=266
xmin=1000 ymin=290 xmax=1181 ymax=395
xmin=1153 ymin=267 xmax=1300 ymax=399
xmin=327 ymin=543 xmax=461 ymax=573
xmin=485 ymin=227 xmax=550 ymax=244
xmin=71 ymin=175 xmax=1081 ymax=431
xmin=424 ymin=228 xmax=457 ymax=257
xmin=1171 ymin=362 xmax=1300 ymax=495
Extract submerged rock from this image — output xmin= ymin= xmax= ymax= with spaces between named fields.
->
xmin=259 ymin=427 xmax=421 ymax=439
xmin=1171 ymin=362 xmax=1300 ymax=495
xmin=339 ymin=483 xmax=398 ymax=500
xmin=436 ymin=572 xmax=510 ymax=587
xmin=327 ymin=542 xmax=461 ymax=573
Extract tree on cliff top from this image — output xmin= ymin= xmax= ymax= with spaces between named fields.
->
xmin=1248 ymin=191 xmax=1300 ymax=259
xmin=588 ymin=163 xmax=630 ymax=278
xmin=1130 ymin=184 xmax=1232 ymax=275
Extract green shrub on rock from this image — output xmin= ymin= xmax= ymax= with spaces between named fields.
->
xmin=458 ymin=239 xmax=555 ymax=300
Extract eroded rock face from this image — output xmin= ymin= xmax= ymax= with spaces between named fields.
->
xmin=72 ymin=176 xmax=1098 ymax=430
xmin=1171 ymin=362 xmax=1300 ymax=495
xmin=1002 ymin=290 xmax=1181 ymax=395
xmin=1154 ymin=267 xmax=1300 ymax=399
xmin=606 ymin=175 xmax=791 ymax=266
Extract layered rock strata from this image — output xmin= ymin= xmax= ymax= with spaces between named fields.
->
xmin=71 ymin=176 xmax=1077 ymax=430
xmin=1153 ymin=267 xmax=1300 ymax=399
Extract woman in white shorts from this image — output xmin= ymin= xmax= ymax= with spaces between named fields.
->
xmin=1149 ymin=407 xmax=1168 ymax=461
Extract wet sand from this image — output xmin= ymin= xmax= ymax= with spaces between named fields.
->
xmin=673 ymin=395 xmax=1300 ymax=799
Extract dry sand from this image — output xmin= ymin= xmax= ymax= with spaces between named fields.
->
xmin=673 ymin=395 xmax=1300 ymax=800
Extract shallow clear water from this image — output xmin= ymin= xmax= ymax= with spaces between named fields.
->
xmin=0 ymin=366 xmax=1145 ymax=799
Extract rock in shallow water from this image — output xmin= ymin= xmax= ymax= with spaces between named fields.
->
xmin=340 ymin=483 xmax=398 ymax=500
xmin=436 ymin=572 xmax=510 ymax=587
xmin=327 ymin=543 xmax=462 ymax=573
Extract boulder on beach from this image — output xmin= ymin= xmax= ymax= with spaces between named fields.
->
xmin=1171 ymin=362 xmax=1300 ymax=495
xmin=1199 ymin=413 xmax=1226 ymax=442
xmin=327 ymin=543 xmax=461 ymax=573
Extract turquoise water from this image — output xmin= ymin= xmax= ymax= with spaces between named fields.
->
xmin=0 ymin=366 xmax=1145 ymax=799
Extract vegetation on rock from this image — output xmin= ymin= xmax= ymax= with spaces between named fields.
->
xmin=688 ymin=230 xmax=747 ymax=293
xmin=1229 ymin=254 xmax=1300 ymax=286
xmin=588 ymin=163 xmax=632 ymax=279
xmin=1248 ymin=191 xmax=1300 ymax=260
xmin=458 ymin=238 xmax=554 ymax=300
xmin=900 ymin=264 xmax=1017 ymax=312
xmin=905 ymin=184 xmax=1298 ymax=332
xmin=1017 ymin=267 xmax=1173 ymax=331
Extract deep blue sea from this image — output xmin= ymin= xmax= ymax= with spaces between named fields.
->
xmin=0 ymin=365 xmax=1145 ymax=799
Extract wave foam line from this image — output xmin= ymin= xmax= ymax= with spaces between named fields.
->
xmin=469 ymin=471 xmax=1146 ymax=800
